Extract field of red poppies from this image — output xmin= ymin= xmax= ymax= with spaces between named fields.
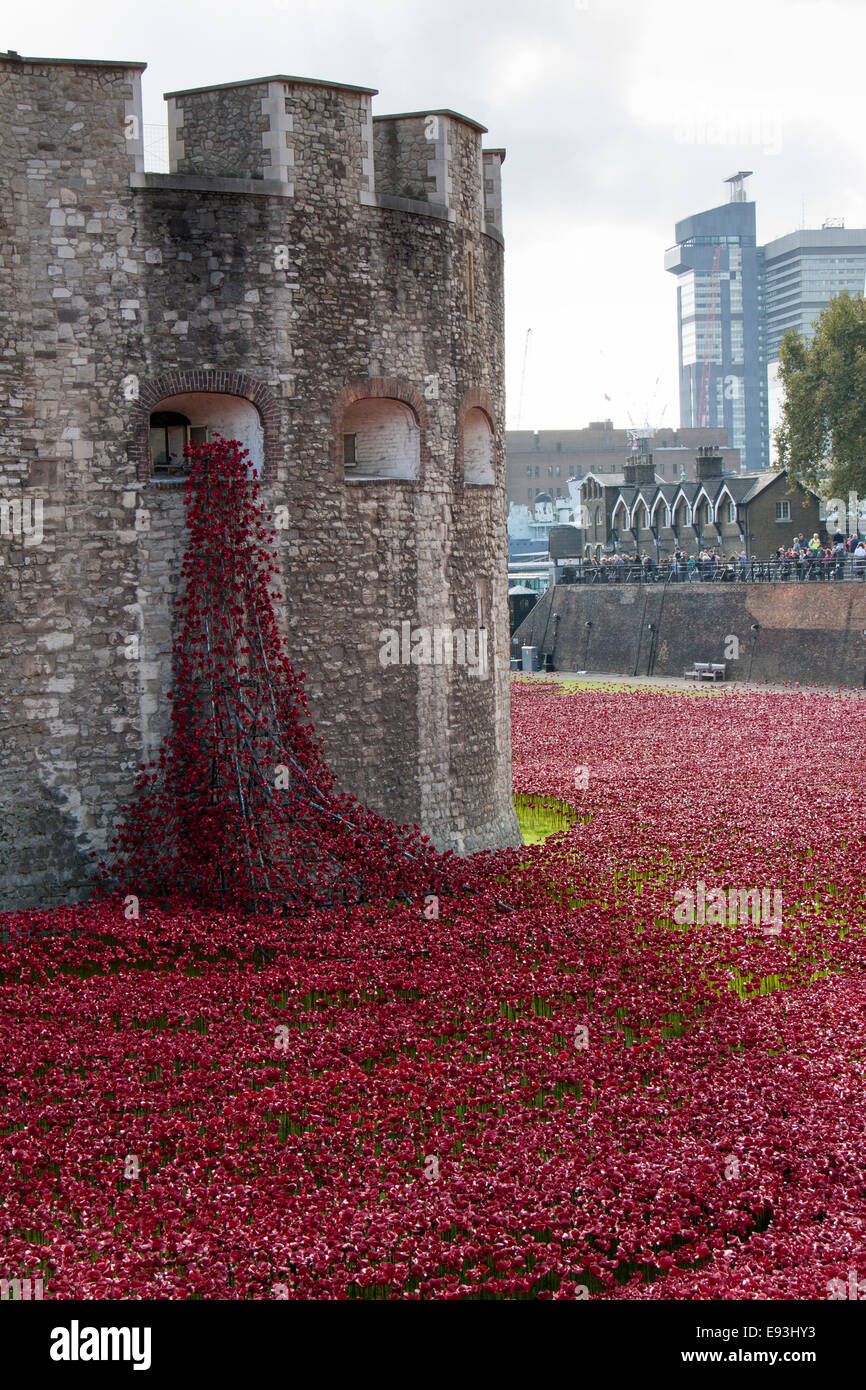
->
xmin=2 ymin=679 xmax=866 ymax=1300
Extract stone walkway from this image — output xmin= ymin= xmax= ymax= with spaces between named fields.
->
xmin=514 ymin=670 xmax=866 ymax=696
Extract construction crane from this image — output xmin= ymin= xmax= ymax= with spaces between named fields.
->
xmin=625 ymin=379 xmax=664 ymax=451
xmin=697 ymin=243 xmax=723 ymax=429
xmin=516 ymin=327 xmax=532 ymax=429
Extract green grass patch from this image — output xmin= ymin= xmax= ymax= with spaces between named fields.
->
xmin=513 ymin=794 xmax=578 ymax=845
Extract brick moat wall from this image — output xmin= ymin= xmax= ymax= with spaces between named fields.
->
xmin=516 ymin=584 xmax=866 ymax=688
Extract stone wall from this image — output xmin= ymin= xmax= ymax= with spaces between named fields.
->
xmin=373 ymin=116 xmax=435 ymax=202
xmin=515 ymin=583 xmax=866 ymax=688
xmin=167 ymin=80 xmax=272 ymax=181
xmin=0 ymin=54 xmax=520 ymax=910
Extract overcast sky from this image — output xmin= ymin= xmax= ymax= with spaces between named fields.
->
xmin=13 ymin=0 xmax=866 ymax=430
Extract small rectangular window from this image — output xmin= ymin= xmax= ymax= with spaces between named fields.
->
xmin=775 ymin=500 xmax=791 ymax=521
xmin=728 ymin=501 xmax=736 ymax=523
xmin=343 ymin=433 xmax=357 ymax=466
xmin=466 ymin=248 xmax=475 ymax=318
xmin=190 ymin=426 xmax=207 ymax=446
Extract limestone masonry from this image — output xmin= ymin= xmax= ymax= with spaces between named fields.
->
xmin=0 ymin=53 xmax=520 ymax=909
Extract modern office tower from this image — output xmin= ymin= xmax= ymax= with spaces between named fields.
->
xmin=665 ymin=172 xmax=762 ymax=470
xmin=760 ymin=225 xmax=866 ymax=359
xmin=667 ymin=177 xmax=866 ymax=472
xmin=761 ymin=226 xmax=866 ymax=456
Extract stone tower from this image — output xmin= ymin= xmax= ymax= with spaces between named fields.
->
xmin=0 ymin=53 xmax=520 ymax=909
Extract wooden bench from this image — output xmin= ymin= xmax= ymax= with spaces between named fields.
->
xmin=684 ymin=661 xmax=726 ymax=682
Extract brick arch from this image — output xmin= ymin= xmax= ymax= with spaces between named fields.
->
xmin=331 ymin=377 xmax=430 ymax=482
xmin=132 ymin=370 xmax=282 ymax=482
xmin=457 ymin=387 xmax=497 ymax=488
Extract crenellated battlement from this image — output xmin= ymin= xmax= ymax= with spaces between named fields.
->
xmin=165 ymin=79 xmax=498 ymax=231
xmin=0 ymin=50 xmax=145 ymax=176
xmin=371 ymin=109 xmax=490 ymax=231
xmin=165 ymin=74 xmax=378 ymax=200
xmin=0 ymin=54 xmax=503 ymax=237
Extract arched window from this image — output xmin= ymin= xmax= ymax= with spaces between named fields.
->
xmin=612 ymin=498 xmax=629 ymax=531
xmin=148 ymin=394 xmax=264 ymax=479
xmin=651 ymin=495 xmax=668 ymax=530
xmin=463 ymin=407 xmax=495 ymax=485
xmin=343 ymin=398 xmax=420 ymax=480
xmin=674 ymin=498 xmax=690 ymax=529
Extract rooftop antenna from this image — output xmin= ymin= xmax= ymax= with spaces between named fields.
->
xmin=725 ymin=170 xmax=753 ymax=203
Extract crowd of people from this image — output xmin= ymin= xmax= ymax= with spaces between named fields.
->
xmin=571 ymin=533 xmax=866 ymax=583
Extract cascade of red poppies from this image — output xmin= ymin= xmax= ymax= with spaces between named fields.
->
xmin=105 ymin=436 xmax=462 ymax=914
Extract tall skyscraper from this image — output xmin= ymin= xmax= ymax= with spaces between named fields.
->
xmin=664 ymin=173 xmax=761 ymax=470
xmin=666 ymin=177 xmax=866 ymax=471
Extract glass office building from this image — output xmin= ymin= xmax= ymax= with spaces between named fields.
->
xmin=664 ymin=174 xmax=761 ymax=469
xmin=666 ymin=179 xmax=866 ymax=472
xmin=760 ymin=228 xmax=866 ymax=360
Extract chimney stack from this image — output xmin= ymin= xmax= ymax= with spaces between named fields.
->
xmin=695 ymin=444 xmax=723 ymax=480
xmin=623 ymin=450 xmax=656 ymax=486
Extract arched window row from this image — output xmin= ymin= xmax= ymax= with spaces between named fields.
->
xmin=139 ymin=375 xmax=497 ymax=487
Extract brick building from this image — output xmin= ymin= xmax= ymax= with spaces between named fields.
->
xmin=576 ymin=446 xmax=822 ymax=560
xmin=506 ymin=421 xmax=742 ymax=511
xmin=0 ymin=53 xmax=520 ymax=908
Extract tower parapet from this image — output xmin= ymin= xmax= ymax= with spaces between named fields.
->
xmin=165 ymin=74 xmax=377 ymax=198
xmin=482 ymin=149 xmax=506 ymax=235
xmin=0 ymin=51 xmax=145 ymax=177
xmin=372 ymin=110 xmax=487 ymax=230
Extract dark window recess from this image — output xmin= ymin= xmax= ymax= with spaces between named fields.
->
xmin=466 ymin=249 xmax=475 ymax=317
xmin=343 ymin=433 xmax=357 ymax=466
xmin=149 ymin=411 xmax=192 ymax=475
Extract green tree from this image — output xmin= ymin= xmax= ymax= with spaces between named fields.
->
xmin=775 ymin=290 xmax=866 ymax=499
